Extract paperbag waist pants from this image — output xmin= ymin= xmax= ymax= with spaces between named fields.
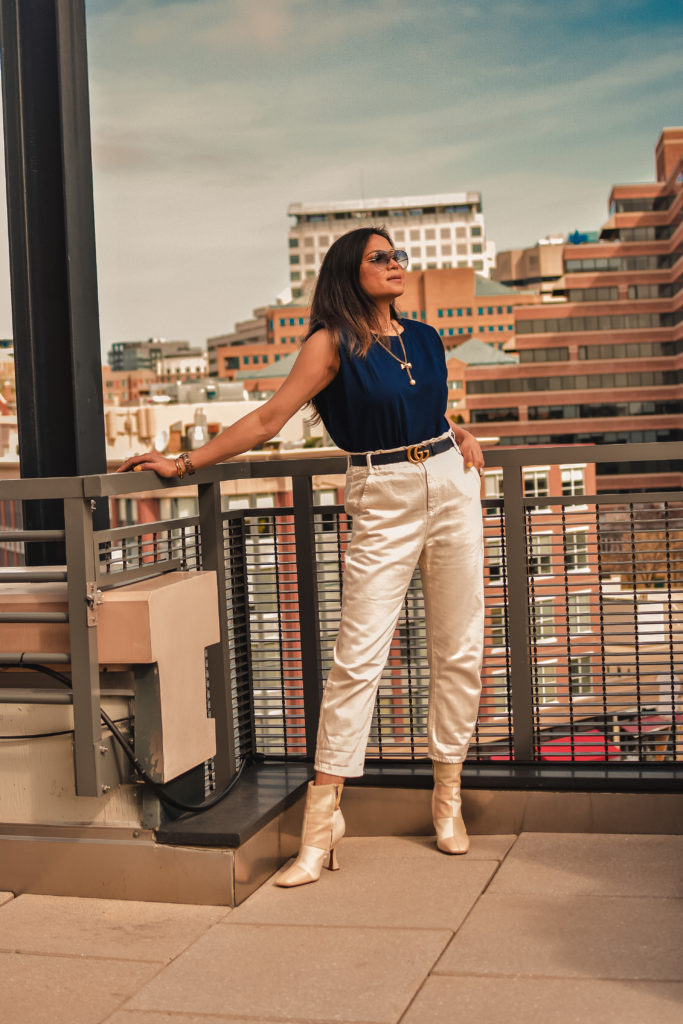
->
xmin=315 ymin=438 xmax=484 ymax=777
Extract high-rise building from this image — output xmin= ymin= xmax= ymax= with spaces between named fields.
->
xmin=287 ymin=192 xmax=495 ymax=300
xmin=466 ymin=127 xmax=683 ymax=493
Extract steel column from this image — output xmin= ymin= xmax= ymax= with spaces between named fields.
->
xmin=63 ymin=496 xmax=103 ymax=796
xmin=0 ymin=0 xmax=107 ymax=563
xmin=198 ymin=482 xmax=237 ymax=786
xmin=502 ymin=465 xmax=535 ymax=760
xmin=292 ymin=475 xmax=324 ymax=759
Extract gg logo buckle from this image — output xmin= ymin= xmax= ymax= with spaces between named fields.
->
xmin=407 ymin=444 xmax=429 ymax=463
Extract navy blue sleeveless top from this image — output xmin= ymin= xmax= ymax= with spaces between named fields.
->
xmin=314 ymin=318 xmax=449 ymax=453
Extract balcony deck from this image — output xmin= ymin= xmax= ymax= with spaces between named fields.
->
xmin=1 ymin=830 xmax=681 ymax=1024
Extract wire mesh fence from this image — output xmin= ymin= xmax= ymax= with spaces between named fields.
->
xmin=1 ymin=446 xmax=680 ymax=784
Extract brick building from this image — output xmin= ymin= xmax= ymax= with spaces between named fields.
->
xmin=399 ymin=266 xmax=539 ymax=349
xmin=209 ymin=303 xmax=308 ymax=381
xmin=466 ymin=127 xmax=683 ymax=492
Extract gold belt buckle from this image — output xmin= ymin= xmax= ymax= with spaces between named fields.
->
xmin=407 ymin=444 xmax=429 ymax=464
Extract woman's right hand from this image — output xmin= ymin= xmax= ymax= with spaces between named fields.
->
xmin=117 ymin=451 xmax=178 ymax=477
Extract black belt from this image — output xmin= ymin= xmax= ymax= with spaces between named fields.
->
xmin=349 ymin=435 xmax=456 ymax=467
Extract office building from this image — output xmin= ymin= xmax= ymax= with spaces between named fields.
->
xmin=209 ymin=303 xmax=309 ymax=381
xmin=493 ymin=235 xmax=565 ymax=296
xmin=108 ymin=338 xmax=203 ymax=373
xmin=466 ymin=127 xmax=683 ymax=492
xmin=287 ymin=192 xmax=495 ymax=299
xmin=400 ymin=266 xmax=539 ymax=349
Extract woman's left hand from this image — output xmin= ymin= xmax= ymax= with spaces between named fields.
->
xmin=456 ymin=430 xmax=485 ymax=475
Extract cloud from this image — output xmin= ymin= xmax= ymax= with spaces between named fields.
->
xmin=0 ymin=0 xmax=679 ymax=345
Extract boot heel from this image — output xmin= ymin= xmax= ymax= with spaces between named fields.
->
xmin=328 ymin=846 xmax=340 ymax=871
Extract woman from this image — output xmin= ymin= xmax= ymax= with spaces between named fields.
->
xmin=120 ymin=227 xmax=485 ymax=888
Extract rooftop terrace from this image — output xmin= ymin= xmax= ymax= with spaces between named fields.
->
xmin=1 ymin=831 xmax=681 ymax=1024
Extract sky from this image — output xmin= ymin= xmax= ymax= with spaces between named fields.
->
xmin=0 ymin=0 xmax=680 ymax=353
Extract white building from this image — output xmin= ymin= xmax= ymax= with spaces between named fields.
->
xmin=287 ymin=192 xmax=496 ymax=299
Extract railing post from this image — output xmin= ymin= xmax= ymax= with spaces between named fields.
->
xmin=64 ymin=495 xmax=102 ymax=795
xmin=292 ymin=475 xmax=324 ymax=760
xmin=224 ymin=511 xmax=256 ymax=760
xmin=501 ymin=466 xmax=534 ymax=761
xmin=198 ymin=481 xmax=237 ymax=786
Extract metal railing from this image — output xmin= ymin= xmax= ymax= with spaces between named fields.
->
xmin=0 ymin=441 xmax=681 ymax=799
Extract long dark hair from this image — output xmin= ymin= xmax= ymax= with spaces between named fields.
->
xmin=303 ymin=226 xmax=401 ymax=357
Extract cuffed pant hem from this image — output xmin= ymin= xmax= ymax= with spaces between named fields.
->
xmin=314 ymin=758 xmax=365 ymax=778
xmin=430 ymin=756 xmax=467 ymax=764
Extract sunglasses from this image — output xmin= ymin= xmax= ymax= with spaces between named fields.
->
xmin=364 ymin=249 xmax=409 ymax=269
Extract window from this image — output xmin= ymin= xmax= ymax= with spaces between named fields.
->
xmin=471 ymin=226 xmax=482 ymax=237
xmin=529 ymin=534 xmax=552 ymax=576
xmin=561 ymin=467 xmax=585 ymax=496
xmin=531 ymin=597 xmax=555 ymax=641
xmin=536 ymin=662 xmax=557 ymax=703
xmin=569 ymin=654 xmax=592 ymax=695
xmin=565 ymin=530 xmax=588 ymax=572
xmin=483 ymin=470 xmax=503 ymax=503
xmin=486 ymin=537 xmax=504 ymax=582
xmin=440 ymin=228 xmax=451 ymax=239
xmin=568 ymin=593 xmax=591 ymax=634
xmin=523 ymin=469 xmax=549 ymax=507
xmin=472 ymin=243 xmax=482 ymax=253
xmin=490 ymin=606 xmax=507 ymax=646
xmin=425 ymin=229 xmax=436 ymax=240
xmin=289 ymin=254 xmax=300 ymax=264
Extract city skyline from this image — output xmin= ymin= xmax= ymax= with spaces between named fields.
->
xmin=0 ymin=0 xmax=679 ymax=351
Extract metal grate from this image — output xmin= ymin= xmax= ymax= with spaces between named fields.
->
xmin=227 ymin=488 xmax=681 ymax=769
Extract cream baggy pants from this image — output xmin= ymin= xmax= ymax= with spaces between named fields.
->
xmin=315 ymin=439 xmax=484 ymax=777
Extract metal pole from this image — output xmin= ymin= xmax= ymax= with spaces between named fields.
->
xmin=501 ymin=465 xmax=534 ymax=760
xmin=0 ymin=0 xmax=107 ymax=564
xmin=198 ymin=481 xmax=238 ymax=786
xmin=64 ymin=495 xmax=103 ymax=796
xmin=292 ymin=476 xmax=324 ymax=759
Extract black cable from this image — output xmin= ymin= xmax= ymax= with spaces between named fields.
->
xmin=0 ymin=717 xmax=131 ymax=741
xmin=5 ymin=663 xmax=248 ymax=814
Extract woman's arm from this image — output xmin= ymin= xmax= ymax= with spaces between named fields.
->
xmin=118 ymin=329 xmax=339 ymax=476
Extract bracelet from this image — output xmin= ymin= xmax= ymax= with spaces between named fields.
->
xmin=175 ymin=457 xmax=185 ymax=479
xmin=180 ymin=452 xmax=195 ymax=476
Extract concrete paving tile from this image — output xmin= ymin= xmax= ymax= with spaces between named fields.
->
xmin=0 ymin=894 xmax=228 ymax=962
xmin=0 ymin=951 xmax=159 ymax=1024
xmin=435 ymin=893 xmax=683 ymax=980
xmin=106 ymin=1015 xmax=336 ymax=1024
xmin=329 ymin=834 xmax=515 ymax=861
xmin=127 ymin=922 xmax=451 ymax=1022
xmin=0 ymin=891 xmax=14 ymax=906
xmin=489 ymin=833 xmax=683 ymax=898
xmin=402 ymin=976 xmax=683 ymax=1024
xmin=229 ymin=847 xmax=497 ymax=929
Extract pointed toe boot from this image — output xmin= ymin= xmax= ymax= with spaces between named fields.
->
xmin=276 ymin=781 xmax=345 ymax=888
xmin=432 ymin=761 xmax=470 ymax=855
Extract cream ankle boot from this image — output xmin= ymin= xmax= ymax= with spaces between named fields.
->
xmin=276 ymin=781 xmax=345 ymax=887
xmin=432 ymin=761 xmax=469 ymax=855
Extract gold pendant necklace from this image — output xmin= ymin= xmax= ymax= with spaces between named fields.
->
xmin=377 ymin=321 xmax=416 ymax=386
